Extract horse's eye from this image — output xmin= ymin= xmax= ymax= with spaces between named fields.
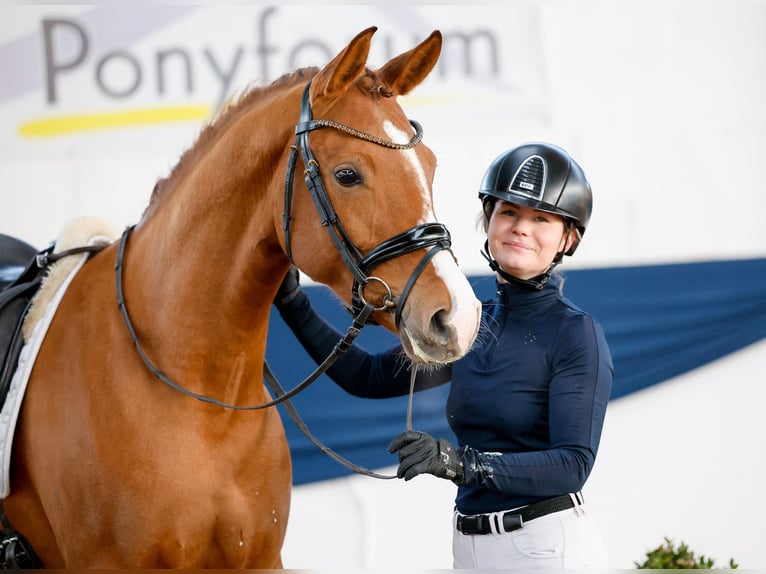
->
xmin=334 ymin=167 xmax=362 ymax=187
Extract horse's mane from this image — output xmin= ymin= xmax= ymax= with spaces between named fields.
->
xmin=143 ymin=66 xmax=320 ymax=215
xmin=142 ymin=66 xmax=395 ymax=219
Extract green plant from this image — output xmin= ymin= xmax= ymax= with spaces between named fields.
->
xmin=635 ymin=536 xmax=738 ymax=569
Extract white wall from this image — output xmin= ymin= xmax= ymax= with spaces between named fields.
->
xmin=2 ymin=2 xmax=765 ymax=272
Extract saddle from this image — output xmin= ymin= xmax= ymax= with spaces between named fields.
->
xmin=0 ymin=235 xmax=45 ymax=569
xmin=0 ymin=235 xmax=46 ymax=409
xmin=0 ymin=231 xmax=110 ymax=410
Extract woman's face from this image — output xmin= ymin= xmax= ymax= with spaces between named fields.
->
xmin=487 ymin=200 xmax=574 ymax=280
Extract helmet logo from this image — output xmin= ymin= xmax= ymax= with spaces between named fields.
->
xmin=509 ymin=155 xmax=546 ymax=201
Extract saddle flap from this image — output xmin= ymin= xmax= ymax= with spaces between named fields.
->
xmin=0 ymin=234 xmax=40 ymax=292
xmin=0 ymin=240 xmax=48 ymax=407
xmin=0 ymin=279 xmax=43 ymax=406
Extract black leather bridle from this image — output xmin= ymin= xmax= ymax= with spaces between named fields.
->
xmin=283 ymin=81 xmax=453 ymax=328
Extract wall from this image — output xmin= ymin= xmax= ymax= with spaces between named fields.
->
xmin=4 ymin=2 xmax=765 ymax=270
xmin=1 ymin=1 xmax=763 ymax=569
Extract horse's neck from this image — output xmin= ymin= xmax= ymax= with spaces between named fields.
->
xmin=136 ymin=200 xmax=282 ymax=311
xmin=138 ymin=96 xmax=293 ymax=307
xmin=121 ymin=89 xmax=297 ymax=398
xmin=126 ymin=197 xmax=286 ymax=399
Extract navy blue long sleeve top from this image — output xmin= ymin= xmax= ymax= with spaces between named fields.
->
xmin=277 ymin=273 xmax=613 ymax=515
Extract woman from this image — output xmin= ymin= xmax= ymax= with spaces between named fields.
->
xmin=275 ymin=142 xmax=613 ymax=569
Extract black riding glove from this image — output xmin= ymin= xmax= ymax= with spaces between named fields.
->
xmin=387 ymin=430 xmax=465 ymax=485
xmin=274 ymin=265 xmax=301 ymax=309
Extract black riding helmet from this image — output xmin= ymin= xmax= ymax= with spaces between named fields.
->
xmin=478 ymin=142 xmax=593 ymax=289
xmin=479 ymin=142 xmax=592 ymax=256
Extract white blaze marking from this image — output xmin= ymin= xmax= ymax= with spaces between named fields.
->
xmin=383 ymin=120 xmax=433 ymax=223
xmin=432 ymin=251 xmax=482 ymax=353
xmin=381 ymin=120 xmax=481 ymax=359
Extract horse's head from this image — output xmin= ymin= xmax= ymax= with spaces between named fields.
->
xmin=281 ymin=27 xmax=481 ymax=364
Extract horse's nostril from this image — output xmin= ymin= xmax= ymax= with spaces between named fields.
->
xmin=430 ymin=308 xmax=453 ymax=345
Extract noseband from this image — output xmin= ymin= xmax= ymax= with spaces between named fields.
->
xmin=283 ymin=81 xmax=453 ymax=327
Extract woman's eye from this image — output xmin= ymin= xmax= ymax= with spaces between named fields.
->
xmin=334 ymin=168 xmax=362 ymax=186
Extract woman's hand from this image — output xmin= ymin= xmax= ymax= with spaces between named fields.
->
xmin=388 ymin=430 xmax=465 ymax=485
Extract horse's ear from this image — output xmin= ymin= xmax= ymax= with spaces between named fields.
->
xmin=379 ymin=30 xmax=442 ymax=96
xmin=311 ymin=26 xmax=377 ymax=99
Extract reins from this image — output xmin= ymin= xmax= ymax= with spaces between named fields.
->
xmin=115 ymin=225 xmax=404 ymax=479
xmin=263 ymin=362 xmax=405 ymax=480
xmin=114 ymin=225 xmax=375 ymax=413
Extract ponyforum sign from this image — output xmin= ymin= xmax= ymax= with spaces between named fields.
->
xmin=3 ymin=5 xmax=545 ymax=146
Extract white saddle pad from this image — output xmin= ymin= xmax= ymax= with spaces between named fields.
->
xmin=0 ymin=224 xmax=118 ymax=498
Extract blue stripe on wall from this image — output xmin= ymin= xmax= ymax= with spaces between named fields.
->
xmin=266 ymin=258 xmax=766 ymax=485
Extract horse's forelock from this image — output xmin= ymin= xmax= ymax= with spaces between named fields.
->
xmin=357 ymin=70 xmax=394 ymax=99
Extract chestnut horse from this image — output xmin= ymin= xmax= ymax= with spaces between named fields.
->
xmin=2 ymin=27 xmax=481 ymax=567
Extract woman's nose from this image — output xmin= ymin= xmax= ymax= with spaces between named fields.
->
xmin=511 ymin=218 xmax=531 ymax=234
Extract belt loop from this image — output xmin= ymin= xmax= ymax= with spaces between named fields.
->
xmin=569 ymin=492 xmax=585 ymax=516
xmin=489 ymin=511 xmax=504 ymax=535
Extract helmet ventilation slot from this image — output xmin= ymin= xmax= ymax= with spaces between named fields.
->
xmin=510 ymin=155 xmax=545 ymax=200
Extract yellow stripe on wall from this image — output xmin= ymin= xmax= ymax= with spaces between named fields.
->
xmin=18 ymin=105 xmax=211 ymax=137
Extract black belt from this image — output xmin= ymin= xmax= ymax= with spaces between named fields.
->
xmin=455 ymin=493 xmax=581 ymax=535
